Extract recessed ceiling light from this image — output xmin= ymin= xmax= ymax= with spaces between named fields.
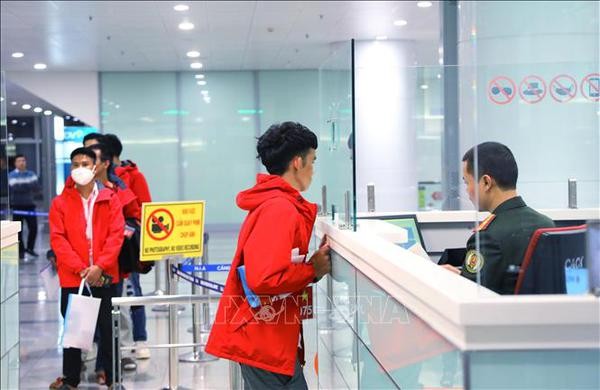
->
xmin=375 ymin=35 xmax=388 ymax=41
xmin=33 ymin=107 xmax=43 ymax=113
xmin=420 ymin=84 xmax=429 ymax=90
xmin=186 ymin=50 xmax=200 ymax=58
xmin=178 ymin=21 xmax=195 ymax=30
xmin=194 ymin=74 xmax=205 ymax=79
xmin=200 ymin=90 xmax=209 ymax=95
xmin=43 ymin=110 xmax=53 ymax=116
xmin=33 ymin=63 xmax=47 ymax=70
xmin=74 ymin=118 xmax=80 ymax=122
xmin=11 ymin=52 xmax=24 ymax=58
xmin=65 ymin=115 xmax=71 ymax=119
xmin=417 ymin=1 xmax=433 ymax=8
xmin=11 ymin=119 xmax=18 ymax=125
xmin=0 ymin=97 xmax=3 ymax=102
xmin=393 ymin=20 xmax=408 ymax=27
xmin=22 ymin=104 xmax=32 ymax=110
xmin=437 ymin=73 xmax=442 ymax=79
xmin=197 ymin=80 xmax=207 ymax=86
xmin=174 ymin=4 xmax=189 ymax=11
xmin=190 ymin=62 xmax=203 ymax=69
xmin=11 ymin=101 xmax=17 ymax=106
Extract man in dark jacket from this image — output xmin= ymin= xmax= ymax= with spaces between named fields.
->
xmin=443 ymin=142 xmax=555 ymax=294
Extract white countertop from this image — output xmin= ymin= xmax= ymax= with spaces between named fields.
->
xmin=316 ymin=217 xmax=600 ymax=351
xmin=1 ymin=221 xmax=21 ymax=250
xmin=358 ymin=208 xmax=600 ymax=223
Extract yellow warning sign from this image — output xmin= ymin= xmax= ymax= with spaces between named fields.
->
xmin=140 ymin=201 xmax=205 ymax=261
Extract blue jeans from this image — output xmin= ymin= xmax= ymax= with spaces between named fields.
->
xmin=95 ymin=272 xmax=147 ymax=372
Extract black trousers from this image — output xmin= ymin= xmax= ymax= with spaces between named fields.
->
xmin=240 ymin=359 xmax=308 ymax=390
xmin=12 ymin=204 xmax=37 ymax=256
xmin=60 ymin=284 xmax=119 ymax=387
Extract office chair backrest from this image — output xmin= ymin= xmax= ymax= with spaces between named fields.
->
xmin=514 ymin=225 xmax=587 ymax=294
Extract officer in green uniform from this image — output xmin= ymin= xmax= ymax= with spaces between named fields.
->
xmin=446 ymin=142 xmax=554 ymax=294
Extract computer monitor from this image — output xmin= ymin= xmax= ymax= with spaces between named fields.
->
xmin=361 ymin=214 xmax=426 ymax=251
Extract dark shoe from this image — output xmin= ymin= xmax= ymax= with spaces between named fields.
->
xmin=121 ymin=357 xmax=137 ymax=371
xmin=26 ymin=248 xmax=39 ymax=257
xmin=49 ymin=377 xmax=75 ymax=390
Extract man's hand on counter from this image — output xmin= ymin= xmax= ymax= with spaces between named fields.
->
xmin=440 ymin=264 xmax=461 ymax=275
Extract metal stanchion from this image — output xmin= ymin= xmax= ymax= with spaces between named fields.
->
xmin=112 ymin=306 xmax=123 ymax=389
xmin=229 ymin=360 xmax=243 ymax=390
xmin=154 ymin=258 xmax=185 ymax=313
xmin=181 ymin=233 xmax=218 ymax=363
xmin=164 ymin=257 xmax=180 ymax=390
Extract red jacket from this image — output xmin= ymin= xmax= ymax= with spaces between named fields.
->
xmin=205 ymin=174 xmax=317 ymax=376
xmin=49 ymin=184 xmax=125 ymax=288
xmin=115 ymin=161 xmax=152 ymax=207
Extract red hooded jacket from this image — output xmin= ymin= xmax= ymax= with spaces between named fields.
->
xmin=49 ymin=184 xmax=125 ymax=288
xmin=205 ymin=174 xmax=317 ymax=376
xmin=115 ymin=160 xmax=152 ymax=206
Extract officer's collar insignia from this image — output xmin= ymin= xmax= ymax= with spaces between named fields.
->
xmin=473 ymin=214 xmax=496 ymax=232
xmin=465 ymin=250 xmax=485 ymax=273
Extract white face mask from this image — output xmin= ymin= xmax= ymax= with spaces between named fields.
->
xmin=71 ymin=167 xmax=95 ymax=186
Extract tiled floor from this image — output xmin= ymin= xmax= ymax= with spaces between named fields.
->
xmin=19 ymin=228 xmax=321 ymax=389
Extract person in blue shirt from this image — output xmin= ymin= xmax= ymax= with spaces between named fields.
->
xmin=9 ymin=154 xmax=40 ymax=259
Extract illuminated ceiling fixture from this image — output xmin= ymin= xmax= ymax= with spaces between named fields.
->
xmin=11 ymin=101 xmax=17 ymax=105
xmin=178 ymin=21 xmax=195 ymax=30
xmin=197 ymin=80 xmax=207 ymax=86
xmin=11 ymin=52 xmax=24 ymax=58
xmin=11 ymin=120 xmax=18 ymax=125
xmin=174 ymin=4 xmax=189 ymax=11
xmin=22 ymin=104 xmax=31 ymax=110
xmin=194 ymin=74 xmax=205 ymax=79
xmin=34 ymin=63 xmax=47 ymax=70
xmin=200 ymin=90 xmax=209 ymax=95
xmin=43 ymin=110 xmax=53 ymax=116
xmin=33 ymin=107 xmax=43 ymax=113
xmin=393 ymin=20 xmax=408 ymax=27
xmin=186 ymin=50 xmax=200 ymax=58
xmin=375 ymin=35 xmax=388 ymax=41
xmin=417 ymin=1 xmax=433 ymax=8
xmin=420 ymin=84 xmax=429 ymax=90
xmin=190 ymin=62 xmax=203 ymax=69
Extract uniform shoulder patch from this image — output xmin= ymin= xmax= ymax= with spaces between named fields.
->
xmin=474 ymin=214 xmax=496 ymax=232
xmin=464 ymin=249 xmax=485 ymax=274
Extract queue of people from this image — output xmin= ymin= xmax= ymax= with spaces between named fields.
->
xmin=48 ymin=133 xmax=152 ymax=390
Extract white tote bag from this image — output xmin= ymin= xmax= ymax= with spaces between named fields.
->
xmin=62 ymin=279 xmax=101 ymax=351
xmin=39 ymin=262 xmax=60 ymax=301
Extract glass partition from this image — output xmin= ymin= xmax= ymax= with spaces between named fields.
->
xmin=472 ymin=61 xmax=600 ymax=294
xmin=0 ymin=71 xmax=8 ymax=219
xmin=318 ymin=41 xmax=356 ymax=230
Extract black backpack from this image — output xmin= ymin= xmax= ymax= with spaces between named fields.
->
xmin=119 ymin=218 xmax=154 ymax=274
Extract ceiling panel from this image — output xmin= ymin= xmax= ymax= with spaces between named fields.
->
xmin=0 ymin=0 xmax=440 ymax=71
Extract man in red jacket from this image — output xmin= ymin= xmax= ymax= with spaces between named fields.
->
xmin=206 ymin=122 xmax=331 ymax=389
xmin=49 ymin=147 xmax=124 ymax=389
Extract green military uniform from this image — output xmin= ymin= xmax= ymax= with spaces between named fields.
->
xmin=461 ymin=196 xmax=555 ymax=294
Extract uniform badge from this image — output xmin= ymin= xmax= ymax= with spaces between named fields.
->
xmin=464 ymin=250 xmax=485 ymax=273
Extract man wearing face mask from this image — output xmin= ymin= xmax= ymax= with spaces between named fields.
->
xmin=442 ymin=142 xmax=554 ymax=294
xmin=49 ymin=147 xmax=124 ymax=390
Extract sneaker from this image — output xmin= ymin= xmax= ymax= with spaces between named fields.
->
xmin=96 ymin=371 xmax=107 ymax=386
xmin=134 ymin=341 xmax=151 ymax=360
xmin=25 ymin=248 xmax=39 ymax=257
xmin=49 ymin=377 xmax=66 ymax=389
xmin=121 ymin=357 xmax=137 ymax=371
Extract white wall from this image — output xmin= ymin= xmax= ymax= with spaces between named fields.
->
xmin=354 ymin=40 xmax=418 ymax=212
xmin=5 ymin=71 xmax=100 ymax=128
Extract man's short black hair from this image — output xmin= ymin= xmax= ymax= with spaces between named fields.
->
xmin=103 ymin=134 xmax=123 ymax=157
xmin=70 ymin=147 xmax=97 ymax=163
xmin=83 ymin=132 xmax=104 ymax=145
xmin=14 ymin=154 xmax=25 ymax=160
xmin=462 ymin=142 xmax=518 ymax=190
xmin=257 ymin=122 xmax=318 ymax=175
xmin=88 ymin=143 xmax=114 ymax=162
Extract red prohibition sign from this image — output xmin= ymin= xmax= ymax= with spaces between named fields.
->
xmin=580 ymin=73 xmax=600 ymax=102
xmin=488 ymin=76 xmax=516 ymax=105
xmin=550 ymin=74 xmax=577 ymax=103
xmin=146 ymin=208 xmax=174 ymax=241
xmin=519 ymin=75 xmax=546 ymax=104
